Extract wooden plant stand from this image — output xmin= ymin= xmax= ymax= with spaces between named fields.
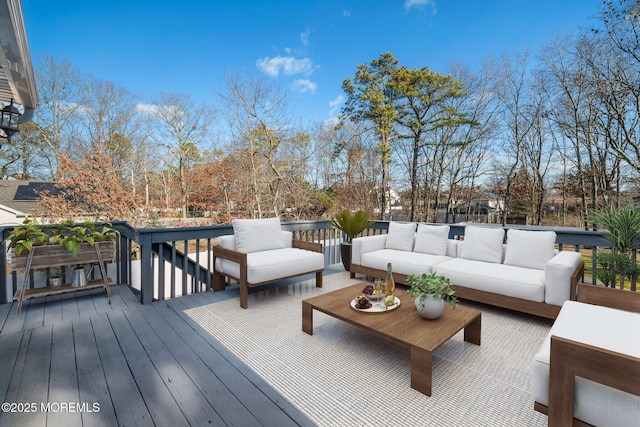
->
xmin=10 ymin=241 xmax=116 ymax=314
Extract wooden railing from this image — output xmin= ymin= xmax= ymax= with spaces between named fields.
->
xmin=1 ymin=220 xmax=637 ymax=305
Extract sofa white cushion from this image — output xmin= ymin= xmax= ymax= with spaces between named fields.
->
xmin=352 ymin=234 xmax=387 ymax=266
xmin=232 ymin=218 xmax=285 ymax=253
xmin=459 ymin=226 xmax=505 ymax=264
xmin=414 ymin=224 xmax=450 ymax=256
xmin=504 ymin=229 xmax=556 ymax=270
xmin=385 ymin=222 xmax=416 ymax=251
xmin=361 ymin=249 xmax=451 ymax=277
xmin=544 ymin=251 xmax=583 ymax=305
xmin=532 ymin=301 xmax=640 ymax=426
xmin=433 ymin=258 xmax=545 ymax=302
xmin=217 ymin=248 xmax=324 ymax=284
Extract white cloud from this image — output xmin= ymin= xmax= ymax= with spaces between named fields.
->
xmin=329 ymin=94 xmax=344 ymax=109
xmin=404 ymin=0 xmax=437 ymax=13
xmin=300 ymin=28 xmax=311 ymax=46
xmin=135 ymin=103 xmax=160 ymax=116
xmin=291 ymin=79 xmax=317 ymax=94
xmin=256 ymin=56 xmax=314 ymax=77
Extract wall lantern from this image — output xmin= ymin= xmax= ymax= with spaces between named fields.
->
xmin=0 ymin=98 xmax=23 ymax=141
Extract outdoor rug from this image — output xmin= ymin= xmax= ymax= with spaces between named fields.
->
xmin=185 ymin=274 xmax=552 ymax=426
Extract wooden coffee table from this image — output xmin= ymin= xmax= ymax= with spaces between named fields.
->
xmin=302 ymin=283 xmax=481 ymax=396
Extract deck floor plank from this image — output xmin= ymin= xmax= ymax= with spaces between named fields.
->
xmin=47 ymin=321 xmax=82 ymax=427
xmin=105 ymin=309 xmax=191 ymax=426
xmin=0 ymin=285 xmax=313 ymax=426
xmin=136 ymin=303 xmax=261 ymax=426
xmin=22 ymin=296 xmax=46 ymax=330
xmin=58 ymin=292 xmax=81 ymax=323
xmin=164 ymin=297 xmax=314 ymax=427
xmin=121 ymin=307 xmax=226 ymax=425
xmin=73 ymin=315 xmax=117 ymax=427
xmin=0 ymin=301 xmax=12 ymax=334
xmin=89 ymin=312 xmax=154 ymax=426
xmin=10 ymin=327 xmax=51 ymax=426
xmin=43 ymin=294 xmax=62 ymax=327
xmin=0 ymin=329 xmax=30 ymax=427
xmin=0 ymin=331 xmax=24 ymax=405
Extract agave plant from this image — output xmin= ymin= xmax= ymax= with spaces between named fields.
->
xmin=592 ymin=204 xmax=640 ymax=288
xmin=330 ymin=210 xmax=374 ymax=243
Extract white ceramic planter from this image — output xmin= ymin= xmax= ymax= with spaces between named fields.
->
xmin=415 ymin=294 xmax=444 ymax=319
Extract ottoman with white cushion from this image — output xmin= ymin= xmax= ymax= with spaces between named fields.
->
xmin=532 ymin=285 xmax=640 ymax=426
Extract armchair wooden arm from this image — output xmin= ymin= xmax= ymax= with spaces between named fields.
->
xmin=576 ymin=282 xmax=640 ymax=313
xmin=212 ymin=245 xmax=247 ymax=292
xmin=292 ymin=239 xmax=322 ymax=253
xmin=548 ymin=335 xmax=640 ymax=427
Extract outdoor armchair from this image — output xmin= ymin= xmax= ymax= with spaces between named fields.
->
xmin=213 ymin=218 xmax=324 ymax=308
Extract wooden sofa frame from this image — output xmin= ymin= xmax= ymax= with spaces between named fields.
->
xmin=213 ymin=240 xmax=323 ymax=309
xmin=534 ymin=283 xmax=640 ymax=426
xmin=350 ymin=261 xmax=584 ymax=319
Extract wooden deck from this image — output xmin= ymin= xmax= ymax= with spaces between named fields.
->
xmin=0 ymin=284 xmax=314 ymax=427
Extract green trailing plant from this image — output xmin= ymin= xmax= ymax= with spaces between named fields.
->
xmin=591 ymin=204 xmax=640 ymax=288
xmin=407 ymin=272 xmax=458 ymax=311
xmin=330 ymin=210 xmax=374 ymax=243
xmin=4 ymin=219 xmax=119 ymax=257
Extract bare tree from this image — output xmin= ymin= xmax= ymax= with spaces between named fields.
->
xmin=151 ymin=93 xmax=213 ymax=219
xmin=493 ymin=51 xmax=536 ymax=225
xmin=33 ymin=55 xmax=83 ymax=172
xmin=218 ymin=70 xmax=302 ymax=218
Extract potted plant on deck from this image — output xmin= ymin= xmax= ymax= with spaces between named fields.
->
xmin=407 ymin=272 xmax=458 ymax=319
xmin=330 ymin=210 xmax=374 ymax=271
xmin=591 ymin=204 xmax=640 ymax=289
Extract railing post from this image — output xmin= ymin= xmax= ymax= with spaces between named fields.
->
xmin=138 ymin=231 xmax=154 ymax=304
xmin=118 ymin=236 xmax=129 ymax=287
xmin=0 ymin=237 xmax=7 ymax=304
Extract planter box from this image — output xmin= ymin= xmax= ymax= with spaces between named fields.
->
xmin=9 ymin=241 xmax=117 ymax=314
xmin=9 ymin=241 xmax=116 ymax=270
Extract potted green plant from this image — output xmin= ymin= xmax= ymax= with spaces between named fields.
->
xmin=407 ymin=272 xmax=458 ymax=319
xmin=46 ymin=268 xmax=64 ymax=288
xmin=330 ymin=210 xmax=374 ymax=271
xmin=592 ymin=204 xmax=640 ymax=289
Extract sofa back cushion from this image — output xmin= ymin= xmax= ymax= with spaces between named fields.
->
xmin=414 ymin=224 xmax=450 ymax=256
xmin=504 ymin=229 xmax=556 ymax=270
xmin=232 ymin=218 xmax=285 ymax=253
xmin=384 ymin=222 xmax=416 ymax=251
xmin=459 ymin=226 xmax=504 ymax=264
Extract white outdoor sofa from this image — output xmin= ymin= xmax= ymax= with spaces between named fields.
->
xmin=532 ymin=283 xmax=640 ymax=426
xmin=350 ymin=223 xmax=584 ymax=319
xmin=213 ymin=218 xmax=324 ymax=308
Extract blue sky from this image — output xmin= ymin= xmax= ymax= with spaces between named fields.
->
xmin=23 ymin=0 xmax=602 ymax=123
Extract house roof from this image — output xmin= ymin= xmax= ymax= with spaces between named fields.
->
xmin=0 ymin=0 xmax=38 ymax=124
xmin=0 ymin=179 xmax=56 ymax=215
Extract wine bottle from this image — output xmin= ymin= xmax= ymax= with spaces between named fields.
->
xmin=384 ymin=262 xmax=396 ymax=306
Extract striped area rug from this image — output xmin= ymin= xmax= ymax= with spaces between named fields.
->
xmin=186 ymin=273 xmax=552 ymax=426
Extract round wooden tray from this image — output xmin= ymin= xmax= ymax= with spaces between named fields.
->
xmin=350 ymin=296 xmax=401 ymax=314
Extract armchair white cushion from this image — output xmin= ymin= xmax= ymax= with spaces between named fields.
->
xmin=214 ymin=218 xmax=324 ymax=308
xmin=532 ymin=300 xmax=640 ymax=426
xmin=232 ymin=218 xmax=285 ymax=253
